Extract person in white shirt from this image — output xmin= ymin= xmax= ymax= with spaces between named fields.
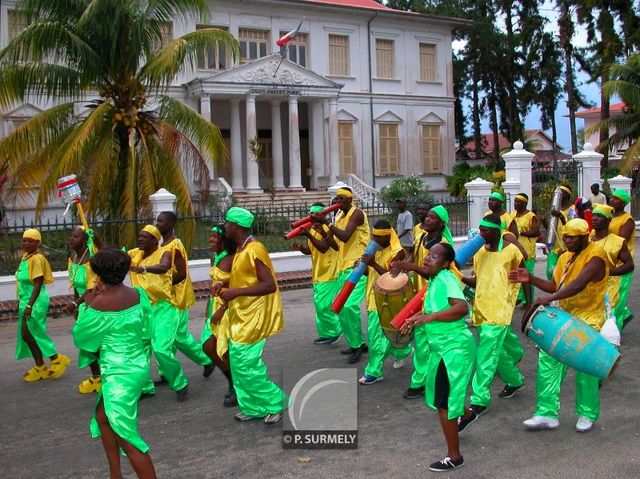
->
xmin=589 ymin=183 xmax=607 ymax=206
xmin=396 ymin=199 xmax=415 ymax=254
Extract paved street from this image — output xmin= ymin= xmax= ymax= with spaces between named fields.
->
xmin=1 ymin=262 xmax=639 ymax=478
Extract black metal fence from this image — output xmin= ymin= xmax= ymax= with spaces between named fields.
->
xmin=0 ymin=197 xmax=470 ymax=275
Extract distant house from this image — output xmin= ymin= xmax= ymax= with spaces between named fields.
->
xmin=575 ymin=102 xmax=629 ymax=168
xmin=459 ymin=129 xmax=570 ymax=167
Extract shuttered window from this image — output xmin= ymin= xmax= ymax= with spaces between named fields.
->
xmin=419 ymin=43 xmax=437 ymax=81
xmin=378 ymin=124 xmax=399 ymax=174
xmin=196 ymin=25 xmax=228 ymax=70
xmin=328 ymin=34 xmax=349 ymax=76
xmin=375 ymin=39 xmax=394 ymax=79
xmin=422 ymin=124 xmax=442 ymax=173
xmin=339 ymin=122 xmax=355 ymax=174
xmin=239 ymin=28 xmax=270 ymax=63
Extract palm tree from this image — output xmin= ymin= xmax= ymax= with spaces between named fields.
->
xmin=588 ymin=54 xmax=640 ymax=175
xmin=0 ymin=0 xmax=239 ymax=245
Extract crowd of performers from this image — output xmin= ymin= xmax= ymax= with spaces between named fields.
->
xmin=12 ymin=185 xmax=635 ymax=475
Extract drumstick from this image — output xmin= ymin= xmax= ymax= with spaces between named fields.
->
xmin=284 ymin=221 xmax=312 ymax=240
xmin=331 ymin=241 xmax=380 ymax=314
xmin=390 ymin=285 xmax=427 ymax=330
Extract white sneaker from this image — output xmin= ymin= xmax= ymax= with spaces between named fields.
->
xmin=576 ymin=416 xmax=594 ymax=433
xmin=523 ymin=415 xmax=560 ymax=430
xmin=392 ymin=359 xmax=405 ymax=369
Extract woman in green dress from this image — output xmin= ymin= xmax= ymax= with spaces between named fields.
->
xmin=63 ymin=226 xmax=101 ymax=393
xmin=203 ymin=225 xmax=237 ymax=406
xmin=73 ymin=248 xmax=156 ymax=479
xmin=16 ymin=228 xmax=70 ymax=382
xmin=401 ymin=242 xmax=477 ymax=472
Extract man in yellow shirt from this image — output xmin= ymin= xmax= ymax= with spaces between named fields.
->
xmin=219 ymin=207 xmax=286 ymax=424
xmin=460 ymin=213 xmax=528 ymax=419
xmin=156 ymin=212 xmax=214 ymax=377
xmin=313 ymin=187 xmax=370 ymax=364
xmin=511 ymin=219 xmax=608 ymax=432
xmin=292 ymin=203 xmax=342 ymax=345
xmin=129 ymin=225 xmax=189 ymax=401
xmin=609 ymin=189 xmax=635 ymax=329
xmin=511 ymin=193 xmax=539 ymax=304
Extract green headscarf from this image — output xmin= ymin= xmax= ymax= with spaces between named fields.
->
xmin=430 ymin=205 xmax=454 ymax=245
xmin=479 ymin=216 xmax=504 ymax=250
xmin=225 ymin=207 xmax=254 ymax=228
xmin=489 ymin=191 xmax=505 ymax=203
xmin=309 ymin=205 xmax=324 ymax=214
xmin=612 ymin=189 xmax=631 ymax=205
xmin=211 ymin=225 xmax=224 ymax=234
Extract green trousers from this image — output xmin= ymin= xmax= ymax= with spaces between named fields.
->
xmin=409 ymin=324 xmax=431 ymax=389
xmin=364 ymin=311 xmax=412 ymax=378
xmin=517 ymin=258 xmax=536 ymax=303
xmin=151 ymin=300 xmax=188 ymax=392
xmin=546 ymin=251 xmax=560 ymax=280
xmin=470 ymin=324 xmax=524 ymax=407
xmin=334 ymin=270 xmax=367 ymax=348
xmin=534 ymin=349 xmax=600 ymax=421
xmin=228 ymin=339 xmax=287 ymax=417
xmin=175 ymin=309 xmax=212 ymax=366
xmin=614 ymin=271 xmax=633 ymax=330
xmin=313 ymin=280 xmax=342 ymax=338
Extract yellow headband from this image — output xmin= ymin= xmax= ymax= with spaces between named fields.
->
xmin=142 ymin=224 xmax=161 ymax=241
xmin=336 ymin=188 xmax=353 ymax=199
xmin=563 ymin=218 xmax=589 ymax=236
xmin=23 ymin=228 xmax=41 ymax=242
xmin=559 ymin=185 xmax=572 ymax=196
xmin=372 ymin=228 xmax=392 ymax=236
xmin=372 ymin=227 xmax=402 ymax=253
xmin=515 ymin=194 xmax=528 ymax=204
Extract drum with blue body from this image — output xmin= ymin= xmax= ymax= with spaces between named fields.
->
xmin=523 ymin=305 xmax=620 ymax=379
xmin=455 ymin=234 xmax=485 ymax=265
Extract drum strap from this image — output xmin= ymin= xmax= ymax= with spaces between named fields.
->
xmin=423 ymin=234 xmax=442 ymax=251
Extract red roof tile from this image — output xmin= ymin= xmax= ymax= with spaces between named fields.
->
xmin=304 ymin=0 xmax=393 ymax=11
xmin=575 ymin=102 xmax=626 ymax=118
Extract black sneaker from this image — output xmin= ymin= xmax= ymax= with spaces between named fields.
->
xmin=154 ymin=375 xmax=168 ymax=386
xmin=469 ymin=404 xmax=487 ymax=416
xmin=223 ymin=390 xmax=237 ymax=407
xmin=326 ymin=334 xmax=342 ymax=345
xmin=348 ymin=345 xmax=367 ymax=364
xmin=203 ymin=363 xmax=215 ymax=378
xmin=458 ymin=410 xmax=479 ymax=434
xmin=341 ymin=347 xmax=356 ymax=355
xmin=176 ymin=385 xmax=189 ymax=402
xmin=403 ymin=386 xmax=425 ymax=400
xmin=429 ymin=456 xmax=464 ymax=472
xmin=313 ymin=337 xmax=332 ymax=345
xmin=499 ymin=383 xmax=524 ymax=398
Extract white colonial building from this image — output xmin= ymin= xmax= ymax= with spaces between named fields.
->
xmin=0 ymin=0 xmax=464 ymax=210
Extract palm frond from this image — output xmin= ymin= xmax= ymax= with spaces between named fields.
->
xmin=140 ymin=29 xmax=239 ymax=90
xmin=145 ymin=0 xmax=211 ymax=22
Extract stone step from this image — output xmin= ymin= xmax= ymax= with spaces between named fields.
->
xmin=233 ymin=190 xmax=330 ymax=208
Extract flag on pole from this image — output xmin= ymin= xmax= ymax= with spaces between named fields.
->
xmin=277 ymin=18 xmax=304 ymax=56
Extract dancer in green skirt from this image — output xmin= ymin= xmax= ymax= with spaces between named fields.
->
xmin=402 ymin=242 xmax=477 ymax=472
xmin=16 ymin=228 xmax=70 ymax=382
xmin=73 ymin=248 xmax=156 ymax=479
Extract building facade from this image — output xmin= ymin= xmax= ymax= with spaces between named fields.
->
xmin=0 ymin=0 xmax=464 ymax=202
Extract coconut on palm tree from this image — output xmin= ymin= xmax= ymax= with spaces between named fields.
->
xmin=0 ymin=0 xmax=239 ymax=245
xmin=587 ymin=54 xmax=640 ymax=175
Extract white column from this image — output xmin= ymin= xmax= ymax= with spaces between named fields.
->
xmin=465 ymin=177 xmax=494 ymax=230
xmin=288 ymin=96 xmax=304 ymax=190
xmin=245 ymin=95 xmax=261 ymax=194
xmin=271 ymin=100 xmax=285 ymax=189
xmin=608 ymin=175 xmax=633 ymax=213
xmin=573 ymin=142 xmax=604 ymax=198
xmin=328 ymin=97 xmax=340 ymax=185
xmin=309 ymin=100 xmax=325 ymax=190
xmin=501 ymin=140 xmax=534 ymax=200
xmin=230 ymin=99 xmax=243 ymax=191
xmin=149 ymin=188 xmax=176 ymax=219
xmin=199 ymin=95 xmax=215 ymax=180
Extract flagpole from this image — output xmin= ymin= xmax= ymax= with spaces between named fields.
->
xmin=273 ymin=17 xmax=305 ymax=77
xmin=273 ymin=49 xmax=287 ymax=77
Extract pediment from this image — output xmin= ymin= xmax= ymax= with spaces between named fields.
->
xmin=374 ymin=110 xmax=403 ymax=123
xmin=5 ymin=103 xmax=42 ymax=118
xmin=201 ymin=54 xmax=341 ymax=88
xmin=337 ymin=109 xmax=358 ymax=122
xmin=417 ymin=112 xmax=444 ymax=124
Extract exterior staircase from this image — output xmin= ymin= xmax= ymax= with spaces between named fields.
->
xmin=232 ymin=190 xmax=331 ymax=209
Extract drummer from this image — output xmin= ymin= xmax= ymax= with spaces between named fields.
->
xmin=589 ymin=204 xmax=634 ymax=331
xmin=510 ymin=218 xmax=608 ymax=432
xmin=392 ymin=205 xmax=457 ymax=400
xmin=358 ymin=220 xmax=412 ymax=385
xmin=459 ymin=213 xmax=528 ymax=422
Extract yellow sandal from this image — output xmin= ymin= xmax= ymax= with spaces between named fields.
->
xmin=78 ymin=376 xmax=102 ymax=394
xmin=48 ymin=354 xmax=71 ymax=379
xmin=24 ymin=365 xmax=51 ymax=382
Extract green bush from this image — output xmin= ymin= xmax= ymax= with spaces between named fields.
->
xmin=445 ymin=162 xmax=505 ymax=196
xmin=378 ymin=175 xmax=434 ymax=207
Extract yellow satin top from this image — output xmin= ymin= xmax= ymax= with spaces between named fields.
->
xmin=128 ymin=248 xmax=174 ymax=305
xmin=366 ymin=242 xmax=404 ymax=312
xmin=511 ymin=210 xmax=537 ymax=259
xmin=227 ymin=241 xmax=284 ymax=344
xmin=209 ymin=264 xmax=232 ymax=313
xmin=308 ymin=226 xmax=339 ymax=283
xmin=554 ymin=243 xmax=608 ymax=331
xmin=609 ymin=212 xmax=635 ymax=257
xmin=590 ymin=232 xmax=624 ymax=307
xmin=472 ymin=243 xmax=523 ymax=326
xmin=335 ymin=205 xmax=370 ymax=271
xmin=21 ymin=252 xmax=54 ymax=284
xmin=161 ymin=238 xmax=195 ymax=310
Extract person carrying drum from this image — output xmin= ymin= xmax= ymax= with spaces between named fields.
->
xmin=392 ymin=205 xmax=457 ymax=400
xmin=401 ymin=242 xmax=477 ymax=472
xmin=608 ymin=189 xmax=635 ymax=329
xmin=546 ymin=185 xmax=576 ymax=280
xmin=358 ymin=220 xmax=412 ymax=385
xmin=459 ymin=213 xmax=528 ymax=423
xmin=510 ymin=218 xmax=608 ymax=432
xmin=292 ymin=203 xmax=342 ymax=345
xmin=312 ymin=187 xmax=370 ymax=364
xmin=589 ymin=204 xmax=634 ymax=331
xmin=511 ymin=193 xmax=539 ymax=305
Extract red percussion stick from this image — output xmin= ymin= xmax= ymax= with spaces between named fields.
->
xmin=331 ymin=281 xmax=356 ymax=314
xmin=284 ymin=222 xmax=312 ymax=240
xmin=390 ymin=285 xmax=428 ymax=330
xmin=291 ymin=203 xmax=340 ymax=228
